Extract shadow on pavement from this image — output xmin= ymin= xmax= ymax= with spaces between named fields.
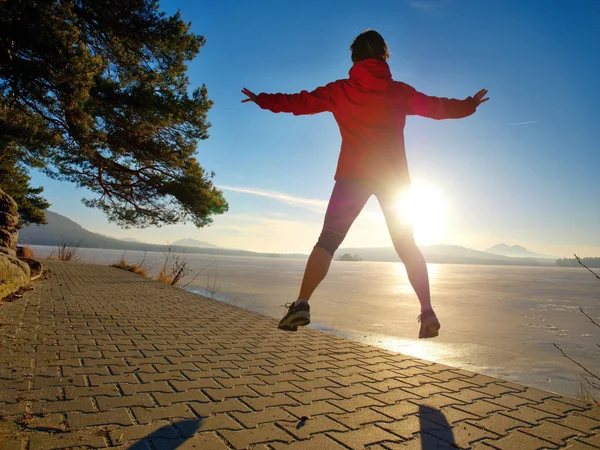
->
xmin=129 ymin=418 xmax=204 ymax=449
xmin=419 ymin=405 xmax=458 ymax=449
xmin=129 ymin=408 xmax=458 ymax=449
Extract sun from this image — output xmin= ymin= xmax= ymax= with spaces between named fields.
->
xmin=397 ymin=181 xmax=448 ymax=245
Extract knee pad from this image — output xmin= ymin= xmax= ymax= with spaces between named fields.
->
xmin=315 ymin=229 xmax=345 ymax=256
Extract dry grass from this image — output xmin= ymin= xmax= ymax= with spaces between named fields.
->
xmin=17 ymin=246 xmax=35 ymax=258
xmin=50 ymin=241 xmax=82 ymax=262
xmin=156 ymin=247 xmax=190 ymax=286
xmin=110 ymin=253 xmax=148 ymax=277
xmin=576 ymin=376 xmax=598 ymax=404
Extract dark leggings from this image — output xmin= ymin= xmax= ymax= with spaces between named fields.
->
xmin=316 ymin=180 xmax=416 ymax=256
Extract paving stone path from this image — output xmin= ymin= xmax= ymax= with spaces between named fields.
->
xmin=0 ymin=261 xmax=598 ymax=449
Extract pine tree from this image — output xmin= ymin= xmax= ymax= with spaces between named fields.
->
xmin=0 ymin=0 xmax=228 ymax=229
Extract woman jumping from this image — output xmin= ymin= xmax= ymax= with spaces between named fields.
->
xmin=241 ymin=30 xmax=488 ymax=338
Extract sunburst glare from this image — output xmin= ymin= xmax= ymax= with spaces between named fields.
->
xmin=397 ymin=181 xmax=448 ymax=245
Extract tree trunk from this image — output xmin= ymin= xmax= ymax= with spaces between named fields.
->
xmin=0 ymin=187 xmax=19 ymax=256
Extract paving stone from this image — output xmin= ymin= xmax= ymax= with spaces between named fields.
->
xmin=28 ymin=429 xmax=107 ymax=449
xmin=533 ymin=398 xmax=590 ymax=417
xmin=378 ymin=415 xmax=447 ymax=440
xmin=331 ymin=408 xmax=395 ymax=429
xmin=109 ymin=420 xmax=178 ymax=444
xmin=576 ymin=435 xmax=600 ymax=448
xmin=0 ymin=261 xmax=598 ymax=450
xmin=444 ymin=422 xmax=500 ymax=448
xmin=152 ymin=389 xmax=210 ymax=405
xmin=96 ymin=393 xmax=154 ymax=411
xmin=515 ymin=387 xmax=560 ymax=403
xmin=174 ymin=415 xmax=242 ymax=434
xmin=232 ymin=407 xmax=296 ymax=427
xmin=481 ymin=430 xmax=558 ymax=450
xmin=551 ymin=412 xmax=600 ymax=434
xmin=563 ymin=440 xmax=600 ymax=449
xmin=281 ymin=415 xmax=349 ymax=439
xmin=367 ymin=388 xmax=419 ymax=405
xmin=220 ymin=422 xmax=293 ymax=448
xmin=88 ymin=373 xmax=138 ymax=386
xmin=177 ymin=432 xmax=231 ymax=450
xmin=29 ymin=398 xmax=96 ymax=414
xmin=284 ymin=400 xmax=345 ymax=418
xmin=120 ymin=380 xmax=174 ymax=395
xmin=289 ymin=388 xmax=341 ymax=404
xmin=329 ymin=395 xmax=386 ymax=412
xmin=64 ymin=384 xmax=120 ymax=400
xmin=242 ymin=393 xmax=298 ymax=411
xmin=467 ymin=413 xmax=530 ymax=435
xmin=329 ymin=423 xmax=403 ymax=449
xmin=68 ymin=408 xmax=133 ymax=430
xmin=365 ymin=378 xmax=412 ymax=392
xmin=271 ymin=434 xmax=349 ymax=449
xmin=204 ymin=385 xmax=260 ymax=401
xmin=374 ymin=402 xmax=420 ymax=420
xmin=522 ymin=421 xmax=585 ymax=445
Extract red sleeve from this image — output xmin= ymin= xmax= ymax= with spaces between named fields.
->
xmin=255 ymin=82 xmax=337 ymax=115
xmin=395 ymin=82 xmax=477 ymax=120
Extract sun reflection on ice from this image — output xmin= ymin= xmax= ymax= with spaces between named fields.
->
xmin=392 ymin=262 xmax=440 ymax=294
xmin=371 ymin=336 xmax=448 ymax=362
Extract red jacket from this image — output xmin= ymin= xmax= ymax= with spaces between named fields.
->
xmin=256 ymin=58 xmax=477 ymax=184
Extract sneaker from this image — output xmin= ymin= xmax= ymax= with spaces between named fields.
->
xmin=278 ymin=301 xmax=310 ymax=331
xmin=418 ymin=309 xmax=440 ymax=339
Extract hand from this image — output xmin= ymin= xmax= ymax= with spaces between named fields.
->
xmin=241 ymin=88 xmax=257 ymax=103
xmin=472 ymin=89 xmax=489 ymax=107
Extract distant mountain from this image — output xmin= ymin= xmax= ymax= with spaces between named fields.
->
xmin=336 ymin=244 xmax=551 ymax=266
xmin=18 ymin=211 xmax=557 ymax=267
xmin=171 ymin=238 xmax=218 ymax=249
xmin=485 ymin=243 xmax=555 ymax=259
xmin=121 ymin=238 xmax=144 ymax=243
xmin=17 ymin=211 xmax=304 ymax=258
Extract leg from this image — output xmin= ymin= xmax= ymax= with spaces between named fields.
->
xmin=297 ymin=246 xmax=334 ymax=301
xmin=278 ymin=181 xmax=371 ymax=331
xmin=378 ymin=194 xmax=431 ymax=311
xmin=378 ymin=191 xmax=440 ymax=338
xmin=297 ymin=181 xmax=372 ymax=302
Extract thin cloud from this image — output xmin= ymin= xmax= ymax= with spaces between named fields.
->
xmin=409 ymin=0 xmax=451 ymax=10
xmin=509 ymin=121 xmax=537 ymax=126
xmin=218 ymin=185 xmax=327 ymax=213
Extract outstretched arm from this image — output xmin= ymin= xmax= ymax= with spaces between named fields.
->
xmin=241 ymin=83 xmax=336 ymax=115
xmin=398 ymin=82 xmax=489 ymax=119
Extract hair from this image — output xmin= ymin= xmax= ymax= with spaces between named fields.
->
xmin=350 ymin=30 xmax=389 ymax=63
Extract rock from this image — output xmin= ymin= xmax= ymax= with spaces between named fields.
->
xmin=0 ymin=253 xmax=30 ymax=300
xmin=0 ymin=246 xmax=16 ymax=257
xmin=0 ymin=188 xmax=17 ymax=215
xmin=0 ymin=211 xmax=18 ymax=228
xmin=0 ymin=188 xmax=19 ymax=252
xmin=0 ymin=229 xmax=18 ymax=252
xmin=19 ymin=257 xmax=43 ymax=280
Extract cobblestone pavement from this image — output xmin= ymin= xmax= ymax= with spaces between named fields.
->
xmin=0 ymin=261 xmax=598 ymax=449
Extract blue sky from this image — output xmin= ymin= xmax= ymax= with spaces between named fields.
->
xmin=30 ymin=0 xmax=600 ymax=257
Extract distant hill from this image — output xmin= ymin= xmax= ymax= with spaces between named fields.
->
xmin=485 ymin=243 xmax=555 ymax=259
xmin=171 ymin=238 xmax=218 ymax=249
xmin=17 ymin=211 xmax=303 ymax=258
xmin=336 ymin=244 xmax=550 ymax=266
xmin=18 ymin=211 xmax=557 ymax=267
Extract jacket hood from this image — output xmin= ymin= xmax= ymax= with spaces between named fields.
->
xmin=348 ymin=58 xmax=392 ymax=91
